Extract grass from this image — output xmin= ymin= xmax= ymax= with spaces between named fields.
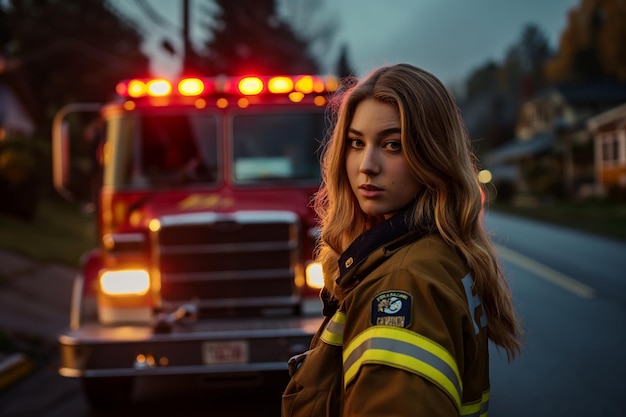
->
xmin=487 ymin=199 xmax=626 ymax=243
xmin=0 ymin=196 xmax=96 ymax=268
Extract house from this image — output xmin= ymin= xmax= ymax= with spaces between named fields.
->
xmin=485 ymin=82 xmax=626 ymax=202
xmin=587 ymin=103 xmax=626 ymax=199
xmin=0 ymin=72 xmax=38 ymax=140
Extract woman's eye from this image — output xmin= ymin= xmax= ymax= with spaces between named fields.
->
xmin=384 ymin=141 xmax=402 ymax=152
xmin=348 ymin=138 xmax=364 ymax=148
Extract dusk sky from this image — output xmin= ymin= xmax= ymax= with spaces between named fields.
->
xmin=110 ymin=0 xmax=582 ymax=86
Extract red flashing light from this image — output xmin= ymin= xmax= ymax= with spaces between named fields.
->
xmin=238 ymin=77 xmax=264 ymax=95
xmin=115 ymin=75 xmax=338 ymax=100
xmin=295 ymin=76 xmax=314 ymax=94
xmin=127 ymin=80 xmax=147 ymax=98
xmin=179 ymin=78 xmax=205 ymax=96
xmin=268 ymin=77 xmax=294 ymax=93
xmin=115 ymin=82 xmax=127 ymax=96
xmin=146 ymin=79 xmax=171 ymax=96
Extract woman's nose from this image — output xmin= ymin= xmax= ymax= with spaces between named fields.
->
xmin=359 ymin=148 xmax=380 ymax=175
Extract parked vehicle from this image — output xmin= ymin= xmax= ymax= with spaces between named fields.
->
xmin=52 ymin=74 xmax=337 ymax=408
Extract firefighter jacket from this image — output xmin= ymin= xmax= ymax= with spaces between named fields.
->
xmin=282 ymin=211 xmax=490 ymax=417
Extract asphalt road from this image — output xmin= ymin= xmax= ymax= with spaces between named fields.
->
xmin=1 ymin=210 xmax=625 ymax=416
xmin=485 ymin=211 xmax=626 ymax=417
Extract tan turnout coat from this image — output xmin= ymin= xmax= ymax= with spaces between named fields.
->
xmin=282 ymin=214 xmax=490 ymax=417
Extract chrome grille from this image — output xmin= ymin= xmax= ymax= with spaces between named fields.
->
xmin=155 ymin=211 xmax=300 ymax=316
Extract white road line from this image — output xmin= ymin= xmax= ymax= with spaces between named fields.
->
xmin=494 ymin=244 xmax=596 ymax=299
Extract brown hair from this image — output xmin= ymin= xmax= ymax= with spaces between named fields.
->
xmin=314 ymin=63 xmax=523 ymax=360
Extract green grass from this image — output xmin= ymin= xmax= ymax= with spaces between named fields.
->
xmin=0 ymin=196 xmax=96 ymax=268
xmin=487 ymin=200 xmax=626 ymax=243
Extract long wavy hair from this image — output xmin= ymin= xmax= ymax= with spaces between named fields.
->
xmin=314 ymin=63 xmax=522 ymax=360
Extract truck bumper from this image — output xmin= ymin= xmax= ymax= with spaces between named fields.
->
xmin=58 ymin=316 xmax=323 ymax=381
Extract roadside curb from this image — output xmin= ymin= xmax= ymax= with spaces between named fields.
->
xmin=0 ymin=352 xmax=35 ymax=391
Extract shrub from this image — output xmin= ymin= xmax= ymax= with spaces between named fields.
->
xmin=0 ymin=138 xmax=51 ymax=220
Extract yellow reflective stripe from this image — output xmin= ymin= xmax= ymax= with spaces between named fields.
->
xmin=343 ymin=326 xmax=462 ymax=410
xmin=320 ymin=311 xmax=345 ymax=346
xmin=461 ymin=390 xmax=490 ymax=417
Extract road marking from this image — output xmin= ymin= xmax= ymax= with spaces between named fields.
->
xmin=494 ymin=244 xmax=596 ymax=299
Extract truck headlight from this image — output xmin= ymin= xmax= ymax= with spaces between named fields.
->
xmin=305 ymin=262 xmax=324 ymax=289
xmin=100 ymin=269 xmax=150 ymax=296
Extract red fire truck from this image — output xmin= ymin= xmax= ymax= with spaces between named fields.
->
xmin=52 ymin=74 xmax=337 ymax=407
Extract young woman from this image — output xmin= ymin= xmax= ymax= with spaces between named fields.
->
xmin=282 ymin=63 xmax=523 ymax=416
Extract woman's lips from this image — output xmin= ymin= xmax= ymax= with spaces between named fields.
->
xmin=358 ymin=184 xmax=384 ymax=198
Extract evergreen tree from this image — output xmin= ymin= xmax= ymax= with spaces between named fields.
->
xmin=503 ymin=24 xmax=553 ymax=97
xmin=0 ymin=0 xmax=149 ymax=132
xmin=546 ymin=0 xmax=626 ymax=82
xmin=198 ymin=0 xmax=319 ymax=75
xmin=336 ymin=43 xmax=356 ymax=79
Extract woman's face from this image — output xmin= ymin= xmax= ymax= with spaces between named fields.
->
xmin=345 ymin=99 xmax=421 ymax=219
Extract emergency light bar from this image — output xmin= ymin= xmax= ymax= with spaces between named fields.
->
xmin=115 ymin=75 xmax=339 ymax=99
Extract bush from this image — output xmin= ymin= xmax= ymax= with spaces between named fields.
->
xmin=0 ymin=138 xmax=51 ymax=220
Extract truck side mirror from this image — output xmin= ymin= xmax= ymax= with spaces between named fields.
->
xmin=51 ymin=103 xmax=102 ymax=201
xmin=52 ymin=119 xmax=72 ymax=200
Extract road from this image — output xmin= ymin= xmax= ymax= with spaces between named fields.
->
xmin=486 ymin=211 xmax=626 ymax=417
xmin=1 ymin=210 xmax=625 ymax=416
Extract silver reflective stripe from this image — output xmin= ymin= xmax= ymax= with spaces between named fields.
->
xmin=320 ymin=311 xmax=345 ymax=346
xmin=343 ymin=333 xmax=462 ymax=407
xmin=461 ymin=390 xmax=490 ymax=417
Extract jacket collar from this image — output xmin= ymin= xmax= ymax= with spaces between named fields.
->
xmin=336 ymin=207 xmax=422 ymax=287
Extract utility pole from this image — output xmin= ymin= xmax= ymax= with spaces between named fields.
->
xmin=182 ymin=0 xmax=192 ymax=73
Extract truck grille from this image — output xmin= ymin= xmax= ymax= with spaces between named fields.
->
xmin=155 ymin=211 xmax=300 ymax=317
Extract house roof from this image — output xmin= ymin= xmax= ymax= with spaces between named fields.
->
xmin=486 ymin=131 xmax=556 ymax=164
xmin=587 ymin=103 xmax=626 ymax=131
xmin=0 ymin=71 xmax=40 ymax=129
xmin=543 ymin=82 xmax=626 ymax=108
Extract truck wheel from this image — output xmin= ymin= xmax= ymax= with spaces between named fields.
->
xmin=81 ymin=377 xmax=133 ymax=410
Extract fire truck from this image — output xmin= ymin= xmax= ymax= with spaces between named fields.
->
xmin=51 ymin=74 xmax=337 ymax=407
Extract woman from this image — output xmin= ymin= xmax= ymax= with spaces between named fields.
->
xmin=282 ymin=63 xmax=523 ymax=416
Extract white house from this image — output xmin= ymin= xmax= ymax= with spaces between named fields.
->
xmin=587 ymin=103 xmax=626 ymax=195
xmin=0 ymin=81 xmax=36 ymax=139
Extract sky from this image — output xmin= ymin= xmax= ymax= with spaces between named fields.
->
xmin=109 ymin=0 xmax=582 ymax=87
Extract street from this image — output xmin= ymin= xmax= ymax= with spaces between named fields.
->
xmin=486 ymin=211 xmax=626 ymax=416
xmin=1 ymin=210 xmax=625 ymax=416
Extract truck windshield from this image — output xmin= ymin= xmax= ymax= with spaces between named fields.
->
xmin=232 ymin=111 xmax=326 ymax=184
xmin=105 ymin=113 xmax=219 ymax=187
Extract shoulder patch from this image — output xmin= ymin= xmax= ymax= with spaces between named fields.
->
xmin=371 ymin=290 xmax=412 ymax=328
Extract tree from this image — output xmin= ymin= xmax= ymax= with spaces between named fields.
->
xmin=335 ymin=43 xmax=356 ymax=79
xmin=465 ymin=24 xmax=552 ymax=100
xmin=465 ymin=61 xmax=500 ymax=99
xmin=280 ymin=0 xmax=337 ymax=72
xmin=501 ymin=24 xmax=553 ymax=98
xmin=0 ymin=0 xmax=150 ymax=133
xmin=546 ymin=0 xmax=626 ymax=82
xmin=197 ymin=0 xmax=320 ymax=75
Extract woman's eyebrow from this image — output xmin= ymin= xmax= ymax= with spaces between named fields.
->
xmin=378 ymin=127 xmax=401 ymax=137
xmin=347 ymin=127 xmax=362 ymax=136
xmin=347 ymin=127 xmax=401 ymax=137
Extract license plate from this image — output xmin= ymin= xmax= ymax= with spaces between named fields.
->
xmin=202 ymin=340 xmax=249 ymax=364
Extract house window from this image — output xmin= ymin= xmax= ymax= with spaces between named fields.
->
xmin=600 ymin=131 xmax=623 ymax=165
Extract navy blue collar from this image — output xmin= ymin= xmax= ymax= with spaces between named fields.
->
xmin=320 ymin=207 xmax=425 ymax=317
xmin=337 ymin=208 xmax=416 ymax=285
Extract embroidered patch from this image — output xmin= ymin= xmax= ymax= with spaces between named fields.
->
xmin=371 ymin=291 xmax=412 ymax=328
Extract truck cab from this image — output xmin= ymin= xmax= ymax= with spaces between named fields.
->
xmin=53 ymin=74 xmax=337 ymax=407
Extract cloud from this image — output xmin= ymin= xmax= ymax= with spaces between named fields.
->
xmin=332 ymin=0 xmax=579 ymax=84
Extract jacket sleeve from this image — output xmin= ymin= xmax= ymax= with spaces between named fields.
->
xmin=341 ymin=267 xmax=473 ymax=416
